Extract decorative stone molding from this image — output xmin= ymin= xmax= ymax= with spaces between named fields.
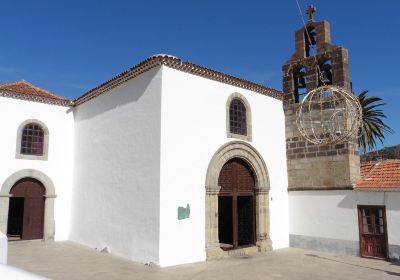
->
xmin=226 ymin=93 xmax=253 ymax=142
xmin=205 ymin=141 xmax=270 ymax=191
xmin=15 ymin=119 xmax=49 ymax=161
xmin=205 ymin=141 xmax=272 ymax=258
xmin=0 ymin=169 xmax=56 ymax=240
xmin=205 ymin=185 xmax=221 ymax=195
xmin=255 ymin=187 xmax=270 ymax=194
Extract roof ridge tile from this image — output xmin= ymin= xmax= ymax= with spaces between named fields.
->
xmin=74 ymin=55 xmax=283 ymax=105
xmin=0 ymin=80 xmax=71 ymax=106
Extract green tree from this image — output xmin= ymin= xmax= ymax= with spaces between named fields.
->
xmin=358 ymin=90 xmax=393 ymax=156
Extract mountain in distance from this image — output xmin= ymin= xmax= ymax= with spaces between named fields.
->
xmin=361 ymin=144 xmax=400 ymax=162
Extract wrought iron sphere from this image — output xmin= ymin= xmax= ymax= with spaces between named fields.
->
xmin=296 ymin=85 xmax=362 ymax=145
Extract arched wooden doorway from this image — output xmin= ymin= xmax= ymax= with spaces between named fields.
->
xmin=7 ymin=178 xmax=45 ymax=240
xmin=218 ymin=158 xmax=255 ymax=250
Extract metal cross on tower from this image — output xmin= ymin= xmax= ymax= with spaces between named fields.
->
xmin=306 ymin=5 xmax=316 ymax=22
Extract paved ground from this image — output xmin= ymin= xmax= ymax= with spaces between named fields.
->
xmin=7 ymin=241 xmax=400 ymax=280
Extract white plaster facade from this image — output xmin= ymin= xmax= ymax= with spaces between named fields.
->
xmin=69 ymin=64 xmax=289 ymax=267
xmin=289 ymin=190 xmax=400 ymax=259
xmin=0 ymin=97 xmax=74 ymax=241
xmin=159 ymin=67 xmax=289 ymax=266
xmin=0 ymin=264 xmax=49 ymax=279
xmin=70 ymin=67 xmax=162 ymax=264
xmin=0 ymin=231 xmax=6 ymax=264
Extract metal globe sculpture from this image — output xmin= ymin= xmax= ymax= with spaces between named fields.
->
xmin=296 ymin=85 xmax=362 ymax=145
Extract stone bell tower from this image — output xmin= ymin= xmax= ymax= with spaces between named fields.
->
xmin=283 ymin=6 xmax=360 ymax=190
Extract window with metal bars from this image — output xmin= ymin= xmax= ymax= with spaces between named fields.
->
xmin=229 ymin=99 xmax=247 ymax=136
xmin=20 ymin=123 xmax=44 ymax=155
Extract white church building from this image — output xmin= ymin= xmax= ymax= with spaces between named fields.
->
xmin=0 ymin=10 xmax=399 ymax=267
xmin=0 ymin=56 xmax=289 ymax=267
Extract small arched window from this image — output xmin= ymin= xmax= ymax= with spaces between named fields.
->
xmin=226 ymin=93 xmax=252 ymax=141
xmin=16 ymin=119 xmax=49 ymax=160
xmin=21 ymin=123 xmax=44 ymax=155
xmin=229 ymin=98 xmax=247 ymax=136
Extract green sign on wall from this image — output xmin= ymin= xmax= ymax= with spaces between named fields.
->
xmin=178 ymin=204 xmax=190 ymax=220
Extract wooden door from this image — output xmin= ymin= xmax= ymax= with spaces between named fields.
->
xmin=9 ymin=179 xmax=45 ymax=240
xmin=7 ymin=198 xmax=24 ymax=237
xmin=218 ymin=158 xmax=255 ymax=249
xmin=358 ymin=206 xmax=388 ymax=259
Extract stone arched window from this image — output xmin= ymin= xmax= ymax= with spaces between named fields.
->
xmin=293 ymin=66 xmax=307 ymax=103
xmin=318 ymin=59 xmax=333 ymax=86
xmin=226 ymin=93 xmax=252 ymax=141
xmin=16 ymin=120 xmax=49 ymax=160
xmin=304 ymin=26 xmax=317 ymax=57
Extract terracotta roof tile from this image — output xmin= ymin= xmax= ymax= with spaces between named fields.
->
xmin=355 ymin=160 xmax=400 ymax=189
xmin=74 ymin=54 xmax=283 ymax=105
xmin=0 ymin=80 xmax=71 ymax=106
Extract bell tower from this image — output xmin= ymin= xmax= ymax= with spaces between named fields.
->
xmin=283 ymin=6 xmax=360 ymax=190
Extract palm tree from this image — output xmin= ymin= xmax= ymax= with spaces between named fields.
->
xmin=358 ymin=90 xmax=393 ymax=156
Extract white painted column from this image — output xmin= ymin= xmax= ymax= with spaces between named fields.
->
xmin=44 ymin=195 xmax=56 ymax=240
xmin=0 ymin=194 xmax=11 ymax=234
xmin=0 ymin=231 xmax=7 ymax=264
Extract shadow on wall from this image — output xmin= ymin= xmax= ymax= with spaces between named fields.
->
xmin=290 ymin=190 xmax=357 ymax=210
xmin=73 ymin=67 xmax=162 ymax=121
xmin=384 ymin=192 xmax=400 ymax=211
xmin=293 ymin=190 xmax=400 ymax=211
xmin=337 ymin=191 xmax=357 ymax=210
xmin=337 ymin=191 xmax=400 ymax=211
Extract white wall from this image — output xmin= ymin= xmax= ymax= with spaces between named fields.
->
xmin=0 ymin=97 xmax=74 ymax=240
xmin=158 ymin=66 xmax=289 ymax=266
xmin=290 ymin=190 xmax=359 ymax=241
xmin=0 ymin=264 xmax=49 ymax=279
xmin=70 ymin=67 xmax=162 ymax=264
xmin=0 ymin=231 xmax=7 ymax=264
xmin=290 ymin=190 xmax=400 ymax=259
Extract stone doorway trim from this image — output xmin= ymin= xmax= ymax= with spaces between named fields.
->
xmin=205 ymin=141 xmax=272 ymax=258
xmin=0 ymin=169 xmax=56 ymax=240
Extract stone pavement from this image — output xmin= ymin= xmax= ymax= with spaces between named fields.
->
xmin=7 ymin=241 xmax=400 ymax=280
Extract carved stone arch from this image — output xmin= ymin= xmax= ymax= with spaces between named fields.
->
xmin=0 ymin=169 xmax=56 ymax=240
xmin=206 ymin=141 xmax=269 ymax=191
xmin=205 ymin=141 xmax=272 ymax=258
xmin=15 ymin=119 xmax=50 ymax=160
xmin=226 ymin=92 xmax=252 ymax=142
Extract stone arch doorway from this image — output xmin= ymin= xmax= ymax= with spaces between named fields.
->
xmin=205 ymin=141 xmax=272 ymax=258
xmin=0 ymin=169 xmax=56 ymax=240
xmin=7 ymin=178 xmax=45 ymax=240
xmin=218 ymin=158 xmax=255 ymax=250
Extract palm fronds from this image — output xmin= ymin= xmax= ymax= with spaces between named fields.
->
xmin=358 ymin=90 xmax=393 ymax=155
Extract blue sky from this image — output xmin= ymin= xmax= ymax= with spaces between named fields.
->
xmin=0 ymin=1 xmax=399 ymax=148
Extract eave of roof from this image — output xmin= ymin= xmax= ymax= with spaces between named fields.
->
xmin=354 ymin=187 xmax=400 ymax=192
xmin=0 ymin=80 xmax=71 ymax=107
xmin=74 ymin=54 xmax=283 ymax=106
